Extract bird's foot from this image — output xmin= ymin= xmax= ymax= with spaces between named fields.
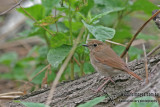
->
xmin=91 ymin=77 xmax=115 ymax=93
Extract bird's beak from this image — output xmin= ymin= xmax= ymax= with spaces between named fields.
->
xmin=82 ymin=44 xmax=88 ymax=47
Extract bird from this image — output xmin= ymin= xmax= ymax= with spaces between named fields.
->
xmin=83 ymin=40 xmax=142 ymax=92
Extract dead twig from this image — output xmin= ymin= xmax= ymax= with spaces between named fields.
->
xmin=0 ymin=0 xmax=23 ymax=15
xmin=0 ymin=91 xmax=24 ymax=100
xmin=120 ymin=10 xmax=160 ymax=58
xmin=45 ymin=27 xmax=85 ymax=106
xmin=142 ymin=44 xmax=149 ymax=84
xmin=105 ymin=40 xmax=126 ymax=47
xmin=29 ymin=64 xmax=51 ymax=82
xmin=147 ymin=44 xmax=160 ymax=57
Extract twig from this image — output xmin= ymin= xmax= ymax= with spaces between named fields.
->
xmin=74 ymin=57 xmax=80 ymax=67
xmin=147 ymin=44 xmax=160 ymax=57
xmin=142 ymin=44 xmax=149 ymax=84
xmin=45 ymin=27 xmax=85 ymax=106
xmin=18 ymin=5 xmax=54 ymax=37
xmin=0 ymin=96 xmax=20 ymax=100
xmin=125 ymin=52 xmax=129 ymax=64
xmin=29 ymin=64 xmax=51 ymax=82
xmin=120 ymin=10 xmax=160 ymax=58
xmin=0 ymin=91 xmax=24 ymax=96
xmin=105 ymin=40 xmax=126 ymax=47
xmin=55 ymin=8 xmax=59 ymax=32
xmin=0 ymin=0 xmax=23 ymax=15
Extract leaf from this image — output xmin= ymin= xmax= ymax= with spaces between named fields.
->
xmin=17 ymin=5 xmax=45 ymax=20
xmin=47 ymin=45 xmax=71 ymax=68
xmin=137 ymin=33 xmax=158 ymax=40
xmin=34 ymin=16 xmax=62 ymax=26
xmin=129 ymin=96 xmax=159 ymax=107
xmin=20 ymin=102 xmax=50 ymax=107
xmin=91 ymin=7 xmax=124 ymax=23
xmin=0 ymin=52 xmax=18 ymax=66
xmin=113 ymin=25 xmax=132 ymax=42
xmin=50 ymin=22 xmax=68 ymax=32
xmin=80 ymin=0 xmax=94 ymax=16
xmin=42 ymin=0 xmax=60 ymax=15
xmin=64 ymin=21 xmax=82 ymax=32
xmin=131 ymin=0 xmax=158 ymax=15
xmin=78 ymin=96 xmax=105 ymax=107
xmin=113 ymin=46 xmax=143 ymax=61
xmin=49 ymin=32 xmax=70 ymax=48
xmin=82 ymin=20 xmax=115 ymax=41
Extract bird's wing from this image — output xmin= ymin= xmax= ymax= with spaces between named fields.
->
xmin=93 ymin=45 xmax=127 ymax=71
xmin=94 ymin=45 xmax=142 ymax=80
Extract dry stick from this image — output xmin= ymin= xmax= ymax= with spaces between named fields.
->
xmin=0 ymin=92 xmax=23 ymax=96
xmin=143 ymin=44 xmax=149 ymax=84
xmin=30 ymin=64 xmax=51 ymax=82
xmin=147 ymin=44 xmax=160 ymax=57
xmin=0 ymin=0 xmax=23 ymax=15
xmin=45 ymin=27 xmax=85 ymax=106
xmin=0 ymin=96 xmax=20 ymax=100
xmin=120 ymin=10 xmax=160 ymax=58
xmin=105 ymin=40 xmax=126 ymax=47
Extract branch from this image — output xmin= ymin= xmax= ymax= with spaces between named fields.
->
xmin=120 ymin=10 xmax=160 ymax=58
xmin=45 ymin=27 xmax=85 ymax=106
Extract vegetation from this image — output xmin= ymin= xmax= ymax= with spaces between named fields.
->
xmin=0 ymin=0 xmax=159 ymax=106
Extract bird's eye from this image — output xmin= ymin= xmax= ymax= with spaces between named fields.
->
xmin=93 ymin=44 xmax=97 ymax=47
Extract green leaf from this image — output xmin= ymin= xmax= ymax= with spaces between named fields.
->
xmin=0 ymin=52 xmax=18 ymax=66
xmin=64 ymin=21 xmax=82 ymax=32
xmin=113 ymin=25 xmax=132 ymax=42
xmin=137 ymin=33 xmax=158 ymax=40
xmin=78 ymin=96 xmax=105 ymax=107
xmin=113 ymin=46 xmax=143 ymax=61
xmin=34 ymin=16 xmax=62 ymax=26
xmin=49 ymin=32 xmax=70 ymax=48
xmin=50 ymin=22 xmax=68 ymax=32
xmin=42 ymin=0 xmax=60 ymax=15
xmin=12 ymin=66 xmax=27 ymax=80
xmin=131 ymin=0 xmax=158 ymax=15
xmin=129 ymin=96 xmax=159 ymax=107
xmin=91 ymin=7 xmax=124 ymax=23
xmin=20 ymin=102 xmax=50 ymax=107
xmin=82 ymin=20 xmax=115 ymax=41
xmin=80 ymin=0 xmax=94 ymax=16
xmin=47 ymin=45 xmax=71 ymax=68
xmin=17 ymin=5 xmax=45 ymax=20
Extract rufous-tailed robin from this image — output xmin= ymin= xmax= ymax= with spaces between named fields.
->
xmin=83 ymin=40 xmax=142 ymax=92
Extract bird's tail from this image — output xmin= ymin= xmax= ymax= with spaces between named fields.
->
xmin=126 ymin=70 xmax=142 ymax=80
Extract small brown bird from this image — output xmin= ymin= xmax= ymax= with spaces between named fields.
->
xmin=83 ymin=40 xmax=142 ymax=92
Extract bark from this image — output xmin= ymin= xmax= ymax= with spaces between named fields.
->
xmin=6 ymin=53 xmax=160 ymax=107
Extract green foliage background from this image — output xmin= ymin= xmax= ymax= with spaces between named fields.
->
xmin=0 ymin=0 xmax=160 ymax=106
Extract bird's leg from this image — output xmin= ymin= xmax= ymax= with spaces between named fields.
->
xmin=94 ymin=77 xmax=115 ymax=93
xmin=103 ymin=77 xmax=115 ymax=84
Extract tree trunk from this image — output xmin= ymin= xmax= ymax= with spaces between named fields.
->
xmin=6 ymin=53 xmax=160 ymax=107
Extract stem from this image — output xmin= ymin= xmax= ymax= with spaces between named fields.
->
xmin=70 ymin=58 xmax=74 ymax=80
xmin=68 ymin=0 xmax=73 ymax=44
xmin=45 ymin=27 xmax=85 ymax=106
xmin=44 ymin=33 xmax=50 ymax=48
xmin=68 ymin=0 xmax=74 ymax=80
xmin=19 ymin=5 xmax=55 ymax=36
xmin=80 ymin=61 xmax=85 ymax=76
